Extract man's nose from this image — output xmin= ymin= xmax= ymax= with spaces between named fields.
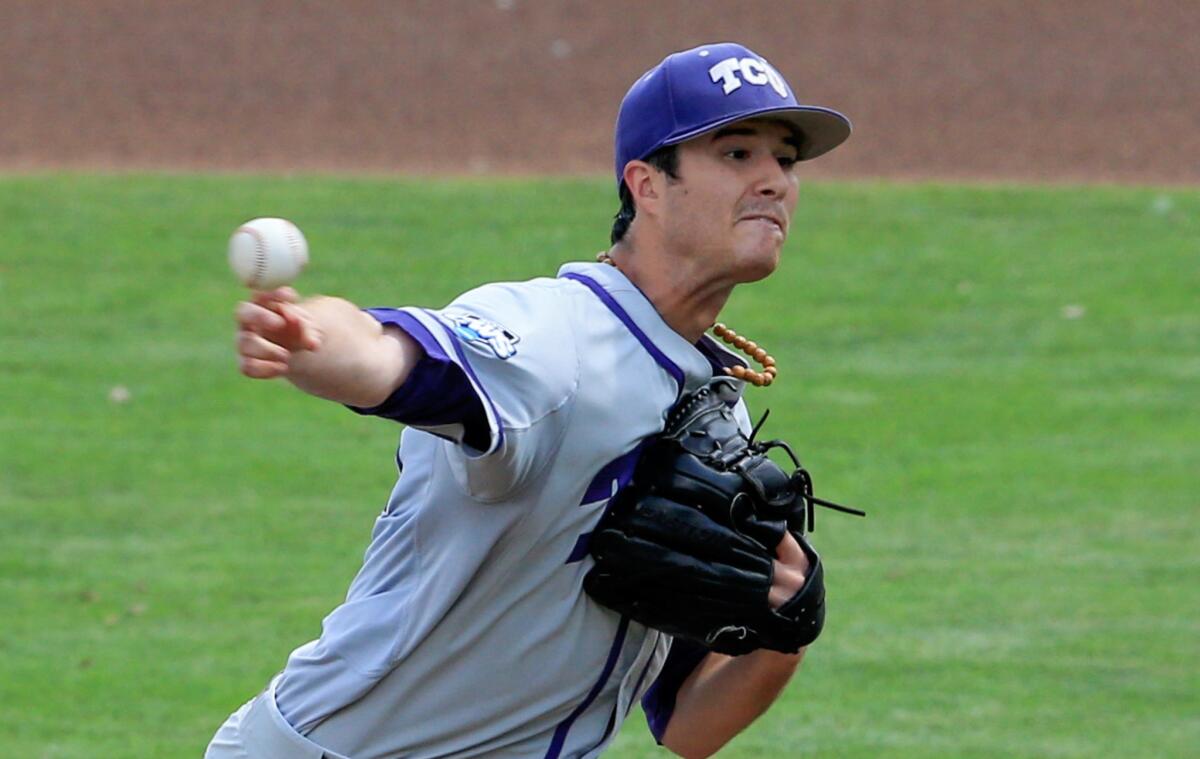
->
xmin=754 ymin=157 xmax=791 ymax=199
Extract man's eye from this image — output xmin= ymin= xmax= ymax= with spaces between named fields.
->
xmin=777 ymin=155 xmax=799 ymax=169
xmin=725 ymin=148 xmax=751 ymax=160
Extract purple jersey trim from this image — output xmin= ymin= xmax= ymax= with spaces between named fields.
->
xmin=544 ymin=616 xmax=631 ymax=759
xmin=624 ymin=647 xmax=659 ymax=722
xmin=347 ymin=309 xmax=492 ymax=451
xmin=428 ymin=311 xmax=506 ymax=455
xmin=695 ymin=334 xmax=747 ymax=377
xmin=594 ymin=640 xmax=658 ymax=755
xmin=642 ymin=638 xmax=709 ymax=743
xmin=364 ymin=308 xmax=449 ymax=362
xmin=561 ymin=272 xmax=685 ymax=394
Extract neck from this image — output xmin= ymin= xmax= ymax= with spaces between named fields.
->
xmin=604 ymin=243 xmax=732 ymax=344
xmin=599 ymin=242 xmax=779 ymax=388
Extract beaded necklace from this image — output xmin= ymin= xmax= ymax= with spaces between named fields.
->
xmin=596 ymin=252 xmax=778 ymax=387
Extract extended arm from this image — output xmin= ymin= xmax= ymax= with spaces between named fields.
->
xmin=661 ymin=649 xmax=802 ymax=759
xmin=660 ymin=532 xmax=810 ymax=759
xmin=235 ymin=287 xmax=422 ymax=407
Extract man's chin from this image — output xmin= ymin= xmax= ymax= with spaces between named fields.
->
xmin=737 ymin=248 xmax=781 ymax=283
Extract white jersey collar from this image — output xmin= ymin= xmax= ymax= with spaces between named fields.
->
xmin=557 ymin=261 xmax=747 ymax=396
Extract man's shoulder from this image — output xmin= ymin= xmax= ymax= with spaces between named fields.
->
xmin=458 ymin=273 xmax=573 ymax=299
xmin=443 ymin=275 xmax=580 ymax=343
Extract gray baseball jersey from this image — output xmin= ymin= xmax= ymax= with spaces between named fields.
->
xmin=270 ymin=261 xmax=751 ymax=758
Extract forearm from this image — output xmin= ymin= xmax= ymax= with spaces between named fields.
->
xmin=662 ymin=649 xmax=804 ymax=759
xmin=286 ymin=297 xmax=420 ymax=407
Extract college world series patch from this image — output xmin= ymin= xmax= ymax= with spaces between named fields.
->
xmin=444 ymin=310 xmax=520 ymax=359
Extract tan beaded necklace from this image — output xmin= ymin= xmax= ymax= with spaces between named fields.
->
xmin=596 ymin=252 xmax=778 ymax=387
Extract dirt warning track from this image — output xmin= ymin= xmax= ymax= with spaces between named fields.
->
xmin=2 ymin=1 xmax=1196 ymax=184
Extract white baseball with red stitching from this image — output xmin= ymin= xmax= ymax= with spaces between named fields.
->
xmin=228 ymin=217 xmax=309 ymax=289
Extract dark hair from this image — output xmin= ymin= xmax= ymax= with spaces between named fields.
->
xmin=610 ymin=145 xmax=680 ymax=244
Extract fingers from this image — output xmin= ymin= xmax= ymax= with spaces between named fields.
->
xmin=250 ymin=286 xmax=299 ymax=305
xmin=234 ymin=295 xmax=322 ymax=356
xmin=236 ymin=300 xmax=287 ymax=332
xmin=769 ymin=532 xmax=812 ymax=610
xmin=238 ymin=354 xmax=291 ymax=379
xmin=233 ymin=289 xmax=321 ymax=379
xmin=769 ymin=560 xmax=806 ymax=609
xmin=238 ymin=288 xmax=304 ymax=333
xmin=276 ymin=301 xmax=323 ymax=351
xmin=235 ymin=328 xmax=288 ymax=377
xmin=775 ymin=531 xmax=810 ymax=574
xmin=237 ymin=329 xmax=289 ymax=363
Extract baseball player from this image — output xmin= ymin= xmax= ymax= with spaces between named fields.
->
xmin=207 ymin=41 xmax=850 ymax=759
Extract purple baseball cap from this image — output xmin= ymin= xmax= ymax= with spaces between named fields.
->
xmin=614 ymin=42 xmax=851 ymax=187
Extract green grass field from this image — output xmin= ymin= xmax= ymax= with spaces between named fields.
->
xmin=1 ymin=175 xmax=1197 ymax=758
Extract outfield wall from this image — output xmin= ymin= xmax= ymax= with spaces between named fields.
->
xmin=2 ymin=0 xmax=1196 ymax=183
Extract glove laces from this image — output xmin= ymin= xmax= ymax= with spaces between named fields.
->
xmin=749 ymin=408 xmax=867 ymax=532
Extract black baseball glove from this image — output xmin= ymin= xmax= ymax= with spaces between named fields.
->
xmin=583 ymin=377 xmax=863 ymax=655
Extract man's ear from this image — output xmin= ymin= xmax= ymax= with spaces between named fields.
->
xmin=623 ymin=161 xmax=663 ymax=217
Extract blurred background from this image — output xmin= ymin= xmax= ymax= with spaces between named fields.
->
xmin=2 ymin=0 xmax=1198 ymax=183
xmin=2 ymin=2 xmax=1196 ymax=758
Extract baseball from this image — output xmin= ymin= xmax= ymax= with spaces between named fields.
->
xmin=228 ymin=217 xmax=309 ymax=289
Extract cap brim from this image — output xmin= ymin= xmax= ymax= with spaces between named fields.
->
xmin=663 ymin=105 xmax=852 ymax=161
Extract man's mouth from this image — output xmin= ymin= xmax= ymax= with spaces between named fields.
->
xmin=739 ymin=213 xmax=786 ymax=234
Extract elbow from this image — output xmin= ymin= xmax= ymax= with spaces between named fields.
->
xmin=663 ymin=741 xmax=716 ymax=759
xmin=662 ymin=727 xmax=723 ymax=759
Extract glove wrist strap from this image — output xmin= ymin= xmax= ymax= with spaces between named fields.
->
xmin=773 ymin=535 xmax=827 ymax=650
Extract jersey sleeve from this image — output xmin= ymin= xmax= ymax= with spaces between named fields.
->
xmin=356 ymin=279 xmax=580 ymax=501
xmin=348 ymin=308 xmax=493 ymax=451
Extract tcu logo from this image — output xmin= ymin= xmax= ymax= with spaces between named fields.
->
xmin=707 ymin=56 xmax=789 ymax=99
xmin=445 ymin=310 xmax=520 ymax=359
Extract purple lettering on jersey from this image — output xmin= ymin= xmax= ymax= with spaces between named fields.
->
xmin=561 ymin=272 xmax=685 ymax=395
xmin=565 ymin=532 xmax=593 ymax=564
xmin=580 ymin=442 xmax=645 ymax=505
xmin=565 ymin=441 xmax=649 ymax=563
xmin=641 ymin=637 xmax=710 ymax=743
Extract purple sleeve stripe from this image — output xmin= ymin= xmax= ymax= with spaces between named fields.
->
xmin=642 ymin=638 xmax=710 ymax=744
xmin=364 ymin=308 xmax=449 ymax=362
xmin=543 ymin=616 xmax=631 ymax=759
xmin=561 ymin=273 xmax=685 ymax=394
xmin=427 ymin=311 xmax=506 ymax=456
xmin=347 ymin=309 xmax=490 ymax=450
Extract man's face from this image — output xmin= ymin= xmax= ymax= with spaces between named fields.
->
xmin=659 ymin=119 xmax=802 ymax=283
